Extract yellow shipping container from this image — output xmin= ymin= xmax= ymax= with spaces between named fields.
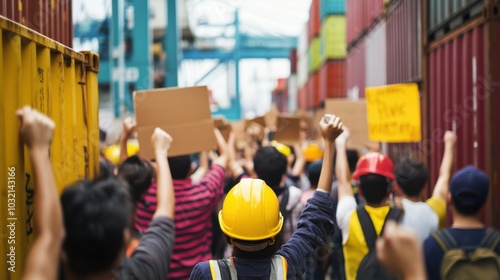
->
xmin=0 ymin=16 xmax=99 ymax=279
xmin=308 ymin=37 xmax=321 ymax=74
xmin=320 ymin=15 xmax=347 ymax=63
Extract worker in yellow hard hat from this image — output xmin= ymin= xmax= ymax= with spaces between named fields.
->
xmin=303 ymin=142 xmax=324 ymax=162
xmin=189 ymin=114 xmax=344 ymax=279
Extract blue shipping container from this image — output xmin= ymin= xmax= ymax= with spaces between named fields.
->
xmin=320 ymin=0 xmax=346 ymax=20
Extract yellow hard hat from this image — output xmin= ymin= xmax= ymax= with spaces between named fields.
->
xmin=103 ymin=140 xmax=140 ymax=165
xmin=271 ymin=140 xmax=291 ymax=157
xmin=303 ymin=143 xmax=323 ymax=162
xmin=219 ymin=178 xmax=283 ymax=241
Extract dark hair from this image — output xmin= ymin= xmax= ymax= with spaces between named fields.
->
xmin=253 ymin=146 xmax=287 ymax=189
xmin=61 ymin=178 xmax=132 ymax=277
xmin=229 ymin=233 xmax=284 ymax=259
xmin=167 ymin=155 xmax=192 ymax=180
xmin=117 ymin=155 xmax=155 ymax=204
xmin=395 ymin=159 xmax=429 ymax=197
xmin=359 ymin=174 xmax=391 ymax=205
xmin=99 ymin=157 xmax=115 ymax=179
xmin=333 ymin=149 xmax=360 ymax=173
xmin=306 ymin=160 xmax=322 ymax=188
xmin=452 ymin=194 xmax=486 ymax=216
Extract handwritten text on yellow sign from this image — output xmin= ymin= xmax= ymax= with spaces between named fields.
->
xmin=365 ymin=83 xmax=421 ymax=142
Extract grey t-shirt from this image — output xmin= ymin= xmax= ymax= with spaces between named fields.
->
xmin=119 ymin=216 xmax=175 ymax=279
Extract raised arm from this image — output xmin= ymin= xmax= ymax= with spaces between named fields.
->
xmin=19 ymin=107 xmax=64 ymax=280
xmin=190 ymin=151 xmax=209 ymax=183
xmin=335 ymin=128 xmax=353 ymax=200
xmin=151 ymin=128 xmax=175 ymax=219
xmin=212 ymin=129 xmax=229 ymax=169
xmin=317 ymin=115 xmax=344 ymax=193
xmin=290 ymin=143 xmax=306 ymax=177
xmin=119 ymin=117 xmax=137 ymax=164
xmin=432 ymin=131 xmax=457 ymax=201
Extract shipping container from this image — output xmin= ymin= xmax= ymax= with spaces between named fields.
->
xmin=0 ymin=0 xmax=73 ymax=47
xmin=386 ymin=0 xmax=422 ymax=84
xmin=290 ymin=49 xmax=298 ymax=74
xmin=428 ymin=21 xmax=487 ymax=222
xmin=298 ymin=23 xmax=309 ymax=58
xmin=308 ymin=37 xmax=321 ymax=73
xmin=297 ymin=56 xmax=309 ymax=88
xmin=0 ymin=16 xmax=99 ymax=279
xmin=319 ymin=60 xmax=346 ymax=98
xmin=385 ymin=0 xmax=424 ymax=166
xmin=346 ymin=39 xmax=366 ymax=98
xmin=308 ymin=0 xmax=321 ymax=43
xmin=288 ymin=74 xmax=298 ymax=113
xmin=485 ymin=19 xmax=500 ymax=229
xmin=320 ymin=15 xmax=347 ymax=63
xmin=310 ymin=72 xmax=321 ymax=107
xmin=298 ymin=85 xmax=307 ymax=110
xmin=320 ymin=0 xmax=346 ymax=21
xmin=428 ymin=0 xmax=483 ymax=41
xmin=365 ymin=21 xmax=386 ymax=87
xmin=365 ymin=0 xmax=385 ymax=29
xmin=347 ymin=0 xmax=365 ymax=45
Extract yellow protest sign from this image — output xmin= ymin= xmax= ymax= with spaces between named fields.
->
xmin=365 ymin=83 xmax=421 ymax=142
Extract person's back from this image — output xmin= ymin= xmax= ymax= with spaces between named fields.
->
xmin=336 ymin=148 xmax=399 ymax=280
xmin=396 ymin=132 xmax=456 ymax=241
xmin=135 ymin=130 xmax=229 ymax=279
xmin=424 ymin=165 xmax=500 ymax=280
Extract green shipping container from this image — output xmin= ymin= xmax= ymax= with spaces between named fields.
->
xmin=308 ymin=37 xmax=321 ymax=73
xmin=428 ymin=0 xmax=483 ymax=40
xmin=320 ymin=15 xmax=347 ymax=63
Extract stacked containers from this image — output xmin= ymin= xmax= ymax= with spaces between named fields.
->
xmin=297 ymin=24 xmax=309 ymax=110
xmin=0 ymin=0 xmax=73 ymax=47
xmin=319 ymin=14 xmax=346 ymax=99
xmin=385 ymin=0 xmax=423 ymax=165
xmin=306 ymin=0 xmax=321 ymax=108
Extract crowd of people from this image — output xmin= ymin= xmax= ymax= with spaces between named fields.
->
xmin=16 ymin=105 xmax=499 ymax=280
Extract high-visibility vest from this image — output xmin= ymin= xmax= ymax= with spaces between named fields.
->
xmin=209 ymin=255 xmax=287 ymax=280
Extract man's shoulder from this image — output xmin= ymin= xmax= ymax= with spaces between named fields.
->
xmin=190 ymin=261 xmax=211 ymax=280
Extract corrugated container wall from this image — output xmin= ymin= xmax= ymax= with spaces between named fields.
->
xmin=0 ymin=0 xmax=73 ymax=47
xmin=385 ymin=0 xmax=423 ymax=165
xmin=428 ymin=23 xmax=487 ymax=220
xmin=364 ymin=0 xmax=385 ymax=29
xmin=364 ymin=21 xmax=386 ymax=87
xmin=346 ymin=40 xmax=366 ymax=98
xmin=307 ymin=73 xmax=321 ymax=108
xmin=386 ymin=0 xmax=422 ymax=84
xmin=308 ymin=37 xmax=321 ymax=73
xmin=298 ymin=86 xmax=307 ymax=110
xmin=320 ymin=0 xmax=346 ymax=20
xmin=320 ymin=15 xmax=347 ymax=63
xmin=308 ymin=0 xmax=321 ymax=42
xmin=347 ymin=0 xmax=365 ymax=45
xmin=428 ymin=0 xmax=483 ymax=41
xmin=0 ymin=16 xmax=99 ymax=279
xmin=320 ymin=60 xmax=346 ymax=98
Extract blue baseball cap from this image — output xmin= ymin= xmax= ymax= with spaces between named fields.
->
xmin=450 ymin=165 xmax=489 ymax=207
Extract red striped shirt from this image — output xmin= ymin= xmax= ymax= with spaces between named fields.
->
xmin=134 ymin=164 xmax=226 ymax=279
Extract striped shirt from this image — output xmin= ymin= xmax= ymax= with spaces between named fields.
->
xmin=135 ymin=164 xmax=226 ymax=279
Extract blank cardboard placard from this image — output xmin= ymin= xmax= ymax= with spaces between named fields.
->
xmin=265 ymin=106 xmax=280 ymax=128
xmin=245 ymin=116 xmax=266 ymax=128
xmin=134 ymin=86 xmax=216 ymax=159
xmin=325 ymin=99 xmax=370 ymax=152
xmin=274 ymin=116 xmax=300 ymax=145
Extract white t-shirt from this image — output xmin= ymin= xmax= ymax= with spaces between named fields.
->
xmin=400 ymin=198 xmax=440 ymax=241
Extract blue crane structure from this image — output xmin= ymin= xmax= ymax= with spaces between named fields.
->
xmin=73 ymin=0 xmax=297 ymax=120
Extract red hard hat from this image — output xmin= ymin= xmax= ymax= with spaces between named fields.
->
xmin=352 ymin=152 xmax=394 ymax=180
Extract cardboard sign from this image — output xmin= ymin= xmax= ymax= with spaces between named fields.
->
xmin=230 ymin=121 xmax=246 ymax=147
xmin=365 ymin=83 xmax=421 ymax=142
xmin=264 ymin=106 xmax=280 ymax=128
xmin=213 ymin=118 xmax=232 ymax=142
xmin=245 ymin=116 xmax=266 ymax=128
xmin=134 ymin=86 xmax=216 ymax=159
xmin=325 ymin=99 xmax=371 ymax=152
xmin=274 ymin=116 xmax=301 ymax=145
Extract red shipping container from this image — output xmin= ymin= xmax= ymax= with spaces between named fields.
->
xmin=364 ymin=0 xmax=384 ymax=30
xmin=386 ymin=0 xmax=422 ymax=84
xmin=290 ymin=49 xmax=298 ymax=74
xmin=320 ymin=60 xmax=346 ymax=98
xmin=0 ymin=0 xmax=73 ymax=46
xmin=308 ymin=0 xmax=320 ymax=43
xmin=428 ymin=23 xmax=487 ymax=223
xmin=347 ymin=0 xmax=365 ymax=45
xmin=310 ymin=73 xmax=321 ymax=107
xmin=346 ymin=40 xmax=366 ymax=98
xmin=299 ymin=85 xmax=308 ymax=110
